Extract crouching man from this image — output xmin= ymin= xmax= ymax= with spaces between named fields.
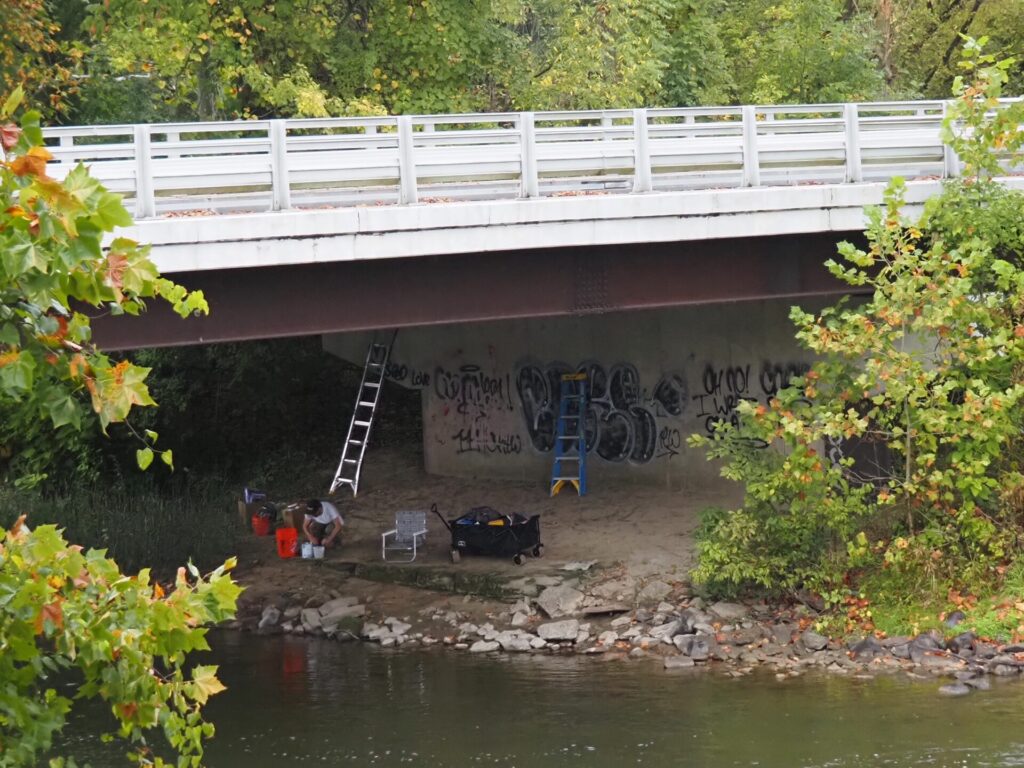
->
xmin=303 ymin=499 xmax=344 ymax=548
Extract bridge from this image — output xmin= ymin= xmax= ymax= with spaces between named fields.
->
xmin=44 ymin=99 xmax=1022 ymax=347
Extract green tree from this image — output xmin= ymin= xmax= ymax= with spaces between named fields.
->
xmin=1 ymin=89 xmax=238 ymax=764
xmin=690 ymin=43 xmax=1024 ymax=598
xmin=0 ymin=0 xmax=80 ymax=120
xmin=717 ymin=0 xmax=885 ymax=103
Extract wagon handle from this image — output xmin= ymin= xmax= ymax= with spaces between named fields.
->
xmin=431 ymin=503 xmax=451 ymax=531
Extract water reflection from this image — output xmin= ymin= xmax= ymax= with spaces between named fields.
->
xmin=60 ymin=633 xmax=1024 ymax=767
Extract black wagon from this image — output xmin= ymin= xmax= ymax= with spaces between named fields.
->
xmin=432 ymin=504 xmax=543 ymax=565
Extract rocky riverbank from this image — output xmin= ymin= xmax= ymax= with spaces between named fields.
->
xmin=226 ymin=560 xmax=1024 ymax=697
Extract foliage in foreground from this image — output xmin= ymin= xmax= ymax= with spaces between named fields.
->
xmin=690 ymin=42 xmax=1024 ymax=618
xmin=1 ymin=90 xmax=239 ymax=765
xmin=0 ymin=518 xmax=241 ymax=768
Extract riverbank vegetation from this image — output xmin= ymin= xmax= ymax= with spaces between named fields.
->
xmin=691 ymin=43 xmax=1024 ymax=640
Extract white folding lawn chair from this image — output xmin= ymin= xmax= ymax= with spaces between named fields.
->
xmin=381 ymin=510 xmax=428 ymax=562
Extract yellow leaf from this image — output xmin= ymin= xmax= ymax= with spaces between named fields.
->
xmin=191 ymin=665 xmax=227 ymax=704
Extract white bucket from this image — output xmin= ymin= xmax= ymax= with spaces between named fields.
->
xmin=312 ymin=545 xmax=325 ymax=560
xmin=301 ymin=542 xmax=313 ymax=559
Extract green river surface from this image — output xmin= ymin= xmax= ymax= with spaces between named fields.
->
xmin=61 ymin=632 xmax=1024 ymax=767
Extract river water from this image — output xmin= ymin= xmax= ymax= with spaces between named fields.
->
xmin=63 ymin=633 xmax=1024 ymax=767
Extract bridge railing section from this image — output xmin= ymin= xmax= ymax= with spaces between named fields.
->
xmin=41 ymin=100 xmax=1022 ymax=219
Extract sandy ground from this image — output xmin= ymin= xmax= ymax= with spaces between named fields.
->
xmin=234 ymin=445 xmax=740 ymax=605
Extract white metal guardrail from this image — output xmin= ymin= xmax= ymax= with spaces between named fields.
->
xmin=41 ymin=100 xmax=1023 ymax=219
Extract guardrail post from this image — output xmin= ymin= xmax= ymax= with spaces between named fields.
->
xmin=132 ymin=124 xmax=156 ymax=219
xmin=397 ymin=116 xmax=418 ymax=205
xmin=844 ymin=103 xmax=863 ymax=183
xmin=519 ymin=112 xmax=539 ymax=198
xmin=632 ymin=108 xmax=652 ymax=193
xmin=942 ymin=102 xmax=961 ymax=178
xmin=270 ymin=120 xmax=291 ymax=211
xmin=741 ymin=106 xmax=760 ymax=187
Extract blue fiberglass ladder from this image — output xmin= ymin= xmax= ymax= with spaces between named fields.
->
xmin=550 ymin=373 xmax=588 ymax=496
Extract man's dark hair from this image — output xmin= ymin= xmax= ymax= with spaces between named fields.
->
xmin=305 ymin=499 xmax=322 ymax=514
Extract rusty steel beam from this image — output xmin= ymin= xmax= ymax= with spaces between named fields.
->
xmin=92 ymin=232 xmax=868 ymax=350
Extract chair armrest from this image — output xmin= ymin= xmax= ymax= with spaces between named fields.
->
xmin=381 ymin=528 xmax=397 ymax=542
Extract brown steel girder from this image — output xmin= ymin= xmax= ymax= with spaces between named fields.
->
xmin=91 ymin=232 xmax=868 ymax=350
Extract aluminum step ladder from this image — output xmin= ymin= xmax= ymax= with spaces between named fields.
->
xmin=329 ymin=332 xmax=396 ymax=496
xmin=550 ymin=373 xmax=588 ymax=496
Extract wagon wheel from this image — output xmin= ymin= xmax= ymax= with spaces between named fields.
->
xmin=532 ymin=544 xmax=544 ymax=558
xmin=450 ymin=549 xmax=461 ymax=564
xmin=513 ymin=553 xmax=526 ymax=566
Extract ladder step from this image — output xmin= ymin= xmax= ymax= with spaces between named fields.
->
xmin=557 ymin=435 xmax=580 ymax=440
xmin=552 ymin=476 xmax=582 ymax=481
xmin=354 ymin=420 xmax=371 ymax=427
xmin=343 ymin=458 xmax=358 ymax=464
xmin=555 ymin=456 xmax=580 ymax=462
xmin=348 ymin=440 xmax=363 ymax=446
xmin=358 ymin=401 xmax=375 ymax=407
xmin=364 ymin=382 xmax=381 ymax=388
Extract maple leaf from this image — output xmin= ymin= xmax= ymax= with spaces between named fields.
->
xmin=34 ymin=599 xmax=64 ymax=635
xmin=10 ymin=146 xmax=53 ymax=178
xmin=0 ymin=123 xmax=19 ymax=151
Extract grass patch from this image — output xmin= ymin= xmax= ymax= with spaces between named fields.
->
xmin=0 ymin=485 xmax=240 ymax=574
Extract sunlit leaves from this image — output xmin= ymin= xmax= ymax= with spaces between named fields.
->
xmin=0 ymin=521 xmax=240 ymax=766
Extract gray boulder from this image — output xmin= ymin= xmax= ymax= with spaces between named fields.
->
xmin=258 ymin=606 xmax=281 ymax=630
xmin=470 ymin=640 xmax=499 ymax=653
xmin=536 ymin=585 xmax=585 ymax=618
xmin=801 ymin=630 xmax=829 ymax=652
xmin=321 ymin=604 xmax=367 ymax=633
xmin=318 ymin=596 xmax=360 ymax=616
xmin=637 ymin=580 xmax=673 ymax=603
xmin=300 ymin=608 xmax=322 ymax=632
xmin=709 ymin=601 xmax=748 ymax=621
xmin=537 ymin=619 xmax=580 ymax=642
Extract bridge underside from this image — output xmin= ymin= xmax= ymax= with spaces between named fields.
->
xmin=92 ymin=232 xmax=866 ymax=350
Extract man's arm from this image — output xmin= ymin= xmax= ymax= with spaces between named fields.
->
xmin=324 ymin=518 xmax=343 ymax=545
xmin=302 ymin=516 xmax=316 ymax=543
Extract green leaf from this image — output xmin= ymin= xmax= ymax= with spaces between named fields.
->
xmin=2 ymin=86 xmax=24 ymax=119
xmin=136 ymin=447 xmax=154 ymax=470
xmin=190 ymin=666 xmax=226 ymax=705
xmin=160 ymin=449 xmax=174 ymax=470
xmin=47 ymin=394 xmax=82 ymax=430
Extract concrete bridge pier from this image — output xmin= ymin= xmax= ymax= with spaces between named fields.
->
xmin=324 ymin=297 xmax=824 ymax=492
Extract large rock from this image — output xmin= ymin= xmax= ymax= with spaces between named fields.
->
xmin=258 ymin=606 xmax=281 ymax=630
xmin=321 ymin=604 xmax=367 ymax=633
xmin=300 ymin=608 xmax=322 ymax=632
xmin=674 ymin=634 xmax=712 ymax=661
xmin=801 ymin=630 xmax=829 ymax=652
xmin=708 ymin=601 xmax=748 ymax=621
xmin=318 ymin=596 xmax=360 ymax=616
xmin=849 ymin=636 xmax=884 ymax=660
xmin=496 ymin=632 xmax=533 ymax=653
xmin=470 ymin=640 xmax=499 ymax=653
xmin=650 ymin=620 xmax=683 ymax=641
xmin=536 ymin=585 xmax=585 ymax=618
xmin=637 ymin=580 xmax=673 ymax=604
xmin=537 ymin=619 xmax=580 ymax=642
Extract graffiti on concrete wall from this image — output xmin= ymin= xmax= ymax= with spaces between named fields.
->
xmin=515 ymin=361 xmax=690 ymax=465
xmin=691 ymin=361 xmax=810 ymax=439
xmin=388 ymin=353 xmax=810 ymax=465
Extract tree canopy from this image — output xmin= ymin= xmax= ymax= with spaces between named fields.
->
xmin=3 ymin=0 xmax=1017 ymax=124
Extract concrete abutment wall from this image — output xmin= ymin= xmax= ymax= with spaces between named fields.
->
xmin=323 ymin=298 xmax=823 ymax=491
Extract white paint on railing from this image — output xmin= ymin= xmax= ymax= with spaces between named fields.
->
xmin=43 ymin=99 xmax=1022 ymax=220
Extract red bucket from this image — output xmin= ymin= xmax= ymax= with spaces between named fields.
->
xmin=251 ymin=514 xmax=272 ymax=537
xmin=275 ymin=527 xmax=298 ymax=558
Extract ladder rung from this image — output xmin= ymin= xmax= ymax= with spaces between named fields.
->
xmin=364 ymin=382 xmax=381 ymax=388
xmin=354 ymin=420 xmax=371 ymax=427
xmin=557 ymin=435 xmax=580 ymax=440
xmin=367 ymin=362 xmax=384 ymax=369
xmin=348 ymin=440 xmax=363 ymax=446
xmin=343 ymin=458 xmax=358 ymax=464
xmin=562 ymin=395 xmax=583 ymax=401
xmin=358 ymin=401 xmax=375 ymax=407
xmin=556 ymin=456 xmax=580 ymax=462
xmin=552 ymin=476 xmax=581 ymax=481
